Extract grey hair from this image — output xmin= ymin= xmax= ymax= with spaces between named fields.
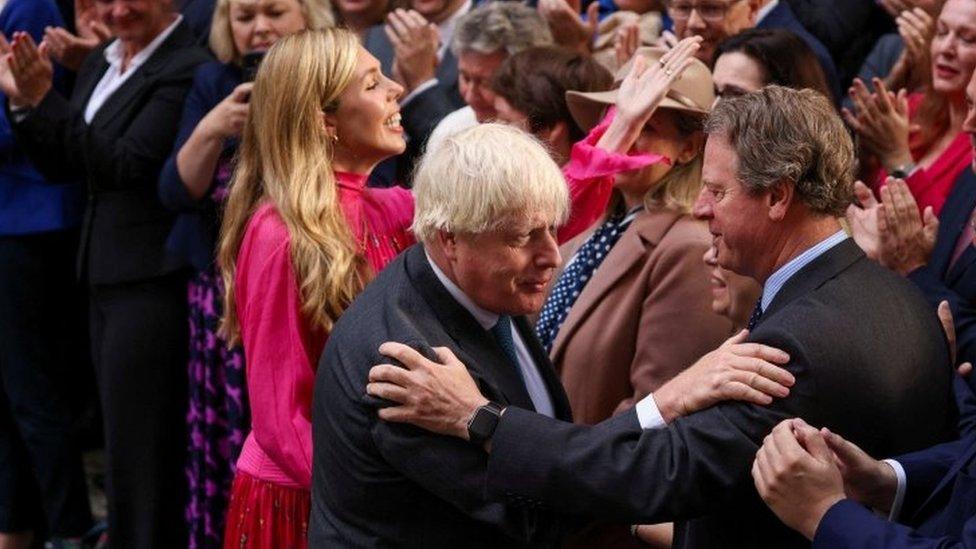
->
xmin=411 ymin=124 xmax=569 ymax=243
xmin=450 ymin=2 xmax=553 ymax=57
xmin=704 ymin=85 xmax=854 ymax=216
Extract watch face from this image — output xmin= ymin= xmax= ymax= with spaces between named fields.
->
xmin=468 ymin=404 xmax=501 ymax=443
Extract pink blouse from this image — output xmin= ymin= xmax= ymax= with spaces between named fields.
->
xmin=871 ymin=93 xmax=974 ymax=217
xmin=233 ymin=145 xmax=649 ymax=489
xmin=234 ymin=172 xmax=412 ymax=489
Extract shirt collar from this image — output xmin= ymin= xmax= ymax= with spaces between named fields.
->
xmin=755 ymin=0 xmax=780 ymax=25
xmin=104 ymin=14 xmax=184 ymax=72
xmin=438 ymin=0 xmax=472 ymax=57
xmin=425 ymin=249 xmax=499 ymax=330
xmin=760 ymin=229 xmax=847 ymax=312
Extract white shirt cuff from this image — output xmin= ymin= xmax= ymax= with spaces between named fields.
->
xmin=400 ymin=78 xmax=439 ymax=107
xmin=635 ymin=394 xmax=667 ymax=430
xmin=883 ymin=458 xmax=907 ymax=521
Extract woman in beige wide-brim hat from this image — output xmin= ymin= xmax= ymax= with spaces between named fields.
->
xmin=535 ymin=37 xmax=736 ymax=546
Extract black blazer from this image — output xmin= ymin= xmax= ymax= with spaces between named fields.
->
xmin=12 ymin=20 xmax=210 ymax=284
xmin=310 ymin=244 xmax=572 ymax=548
xmin=484 ymin=238 xmax=957 ymax=548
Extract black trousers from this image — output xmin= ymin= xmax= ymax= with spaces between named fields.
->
xmin=0 ymin=231 xmax=93 ymax=536
xmin=89 ymin=274 xmax=188 ymax=549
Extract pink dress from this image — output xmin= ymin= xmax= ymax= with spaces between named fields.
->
xmin=871 ymin=93 xmax=974 ymax=217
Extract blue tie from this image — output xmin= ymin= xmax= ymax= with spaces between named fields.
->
xmin=747 ymin=299 xmax=763 ymax=331
xmin=491 ymin=315 xmax=520 ymax=369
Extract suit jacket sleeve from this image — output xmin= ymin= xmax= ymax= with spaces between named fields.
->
xmin=400 ymin=84 xmax=460 ymax=151
xmin=895 ymin=435 xmax=975 ymax=519
xmin=613 ymin=225 xmax=731 ymax=414
xmin=14 ymin=53 xmax=201 ymax=192
xmin=486 ymin=325 xmax=816 ymax=523
xmin=813 ymin=498 xmax=976 ymax=548
xmin=368 ymin=346 xmax=561 ymax=545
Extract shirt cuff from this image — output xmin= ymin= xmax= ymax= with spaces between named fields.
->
xmin=883 ymin=458 xmax=907 ymax=521
xmin=635 ymin=394 xmax=667 ymax=430
xmin=400 ymin=78 xmax=439 ymax=107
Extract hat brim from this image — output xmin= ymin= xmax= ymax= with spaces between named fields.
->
xmin=566 ymin=89 xmax=710 ymax=133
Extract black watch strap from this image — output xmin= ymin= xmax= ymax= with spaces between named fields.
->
xmin=467 ymin=401 xmax=504 ymax=445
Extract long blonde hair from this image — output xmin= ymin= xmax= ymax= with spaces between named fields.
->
xmin=218 ymin=29 xmax=369 ymax=343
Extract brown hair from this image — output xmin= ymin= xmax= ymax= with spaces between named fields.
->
xmin=491 ymin=46 xmax=613 ymax=143
xmin=705 ymin=85 xmax=854 ymax=216
xmin=712 ymin=28 xmax=832 ymax=101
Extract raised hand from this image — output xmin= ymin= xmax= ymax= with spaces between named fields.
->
xmin=886 ymin=7 xmax=933 ymax=91
xmin=842 ymin=78 xmax=914 ymax=173
xmin=597 ymin=36 xmax=702 ymax=154
xmin=752 ymin=419 xmax=846 ymax=540
xmin=877 ymin=177 xmax=937 ymax=275
xmin=847 ymin=181 xmax=882 ymax=260
xmin=651 ymin=329 xmax=794 ymax=423
xmin=3 ymin=32 xmax=53 ymax=108
xmin=614 ymin=22 xmax=640 ymax=68
xmin=368 ymin=343 xmax=489 ymax=440
xmin=384 ymin=9 xmax=439 ymax=93
xmin=538 ymin=0 xmax=599 ymax=54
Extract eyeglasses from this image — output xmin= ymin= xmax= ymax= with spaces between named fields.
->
xmin=668 ymin=0 xmax=746 ymax=22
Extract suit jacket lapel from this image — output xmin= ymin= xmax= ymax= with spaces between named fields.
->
xmin=90 ymin=21 xmax=195 ymax=127
xmin=404 ymin=245 xmax=536 ymax=410
xmin=760 ymin=238 xmax=864 ymax=322
xmin=941 ymin=172 xmax=976 ymax=285
xmin=72 ymin=53 xmax=110 ymax=110
xmin=513 ymin=316 xmax=572 ymax=421
xmin=912 ymin=437 xmax=976 ymax=522
xmin=550 ymin=209 xmax=681 ymax=363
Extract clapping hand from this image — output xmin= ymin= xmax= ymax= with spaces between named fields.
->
xmin=597 ymin=36 xmax=702 ymax=154
xmin=886 ymin=7 xmax=933 ymax=92
xmin=538 ymin=0 xmax=599 ymax=54
xmin=0 ymin=32 xmax=54 ymax=108
xmin=384 ymin=9 xmax=439 ymax=94
xmin=614 ymin=22 xmax=640 ymax=67
xmin=877 ymin=177 xmax=937 ymax=275
xmin=43 ymin=20 xmax=112 ymax=72
xmin=842 ymin=78 xmax=914 ymax=173
xmin=847 ymin=180 xmax=883 ymax=260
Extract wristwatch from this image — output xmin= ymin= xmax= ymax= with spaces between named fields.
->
xmin=467 ymin=401 xmax=505 ymax=445
xmin=890 ymin=162 xmax=917 ymax=179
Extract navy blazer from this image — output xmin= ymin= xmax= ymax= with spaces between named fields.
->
xmin=363 ymin=24 xmax=465 ymax=185
xmin=814 ymin=435 xmax=976 ymax=548
xmin=310 ymin=244 xmax=572 ymax=547
xmin=757 ymin=1 xmax=841 ymax=101
xmin=483 ymin=238 xmax=956 ymax=548
xmin=158 ymin=61 xmax=241 ymax=271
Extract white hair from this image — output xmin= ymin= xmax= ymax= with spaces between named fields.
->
xmin=411 ymin=124 xmax=569 ymax=243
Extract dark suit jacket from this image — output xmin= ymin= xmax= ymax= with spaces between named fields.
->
xmin=756 ymin=1 xmax=841 ymax=101
xmin=309 ymin=244 xmax=572 ymax=548
xmin=179 ymin=0 xmax=217 ymax=46
xmin=11 ymin=21 xmax=210 ymax=284
xmin=484 ymin=238 xmax=956 ymax=548
xmin=363 ymin=24 xmax=465 ymax=185
xmin=814 ymin=434 xmax=976 ymax=548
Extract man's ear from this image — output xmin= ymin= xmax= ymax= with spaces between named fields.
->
xmin=436 ymin=230 xmax=460 ymax=261
xmin=766 ymin=178 xmax=794 ymax=221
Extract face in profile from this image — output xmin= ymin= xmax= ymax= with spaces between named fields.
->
xmin=712 ymin=51 xmax=765 ymax=100
xmin=328 ymin=47 xmax=407 ymax=170
xmin=229 ymin=0 xmax=308 ymax=55
xmin=703 ymin=244 xmax=762 ymax=327
xmin=930 ymin=0 xmax=976 ymax=95
xmin=446 ymin=215 xmax=561 ymax=316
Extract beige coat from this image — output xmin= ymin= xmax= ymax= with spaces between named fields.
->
xmin=550 ymin=207 xmax=732 ymax=426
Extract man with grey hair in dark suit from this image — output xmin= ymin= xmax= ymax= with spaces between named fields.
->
xmin=367 ymin=85 xmax=958 ymax=548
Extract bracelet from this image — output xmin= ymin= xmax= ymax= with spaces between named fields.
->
xmin=890 ymin=162 xmax=917 ymax=179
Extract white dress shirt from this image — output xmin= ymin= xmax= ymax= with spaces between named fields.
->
xmin=84 ymin=15 xmax=184 ymax=123
xmin=635 ymin=230 xmax=850 ymax=429
xmin=426 ymin=251 xmax=556 ymax=418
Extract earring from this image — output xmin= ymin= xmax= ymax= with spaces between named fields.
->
xmin=332 ymin=133 xmax=339 ymax=144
